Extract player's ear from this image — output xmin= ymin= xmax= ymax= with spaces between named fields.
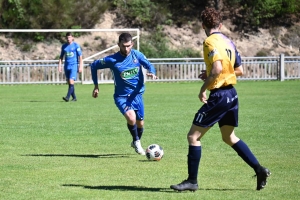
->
xmin=219 ymin=23 xmax=222 ymax=30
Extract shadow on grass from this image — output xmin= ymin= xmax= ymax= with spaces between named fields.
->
xmin=22 ymin=154 xmax=130 ymax=158
xmin=62 ymin=184 xmax=168 ymax=192
xmin=201 ymin=188 xmax=251 ymax=191
xmin=14 ymin=101 xmax=64 ymax=102
xmin=62 ymin=184 xmax=250 ymax=192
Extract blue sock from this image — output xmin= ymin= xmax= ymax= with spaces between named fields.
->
xmin=127 ymin=124 xmax=139 ymax=141
xmin=71 ymin=85 xmax=76 ymax=99
xmin=232 ymin=140 xmax=260 ymax=171
xmin=66 ymin=84 xmax=74 ymax=99
xmin=187 ymin=145 xmax=201 ymax=183
xmin=137 ymin=127 xmax=143 ymax=139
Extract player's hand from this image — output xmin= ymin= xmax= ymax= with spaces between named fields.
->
xmin=198 ymin=90 xmax=207 ymax=104
xmin=146 ymin=73 xmax=158 ymax=80
xmin=198 ymin=70 xmax=207 ymax=81
xmin=92 ymin=88 xmax=99 ymax=98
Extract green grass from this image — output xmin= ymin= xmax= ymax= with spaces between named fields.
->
xmin=0 ymin=81 xmax=299 ymax=200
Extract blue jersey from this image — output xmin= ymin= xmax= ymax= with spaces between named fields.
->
xmin=90 ymin=49 xmax=156 ymax=97
xmin=60 ymin=42 xmax=82 ymax=69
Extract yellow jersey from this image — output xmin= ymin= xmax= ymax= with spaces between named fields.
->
xmin=203 ymin=32 xmax=241 ymax=90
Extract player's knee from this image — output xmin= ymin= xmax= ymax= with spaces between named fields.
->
xmin=222 ymin=135 xmax=239 ymax=146
xmin=187 ymin=134 xmax=197 ymax=143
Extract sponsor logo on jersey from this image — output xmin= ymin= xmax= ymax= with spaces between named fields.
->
xmin=121 ymin=67 xmax=139 ymax=79
xmin=208 ymin=48 xmax=218 ymax=57
xmin=66 ymin=52 xmax=74 ymax=57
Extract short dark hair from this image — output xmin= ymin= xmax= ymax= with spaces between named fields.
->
xmin=201 ymin=8 xmax=222 ymax=29
xmin=66 ymin=32 xmax=73 ymax=37
xmin=118 ymin=33 xmax=132 ymax=43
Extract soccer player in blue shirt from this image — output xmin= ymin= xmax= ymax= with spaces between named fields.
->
xmin=90 ymin=33 xmax=157 ymax=155
xmin=170 ymin=8 xmax=270 ymax=192
xmin=58 ymin=32 xmax=83 ymax=102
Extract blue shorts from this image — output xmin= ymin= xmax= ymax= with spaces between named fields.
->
xmin=114 ymin=93 xmax=144 ymax=120
xmin=64 ymin=64 xmax=78 ymax=80
xmin=193 ymin=85 xmax=238 ymax=128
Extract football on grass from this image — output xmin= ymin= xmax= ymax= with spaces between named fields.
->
xmin=145 ymin=144 xmax=164 ymax=161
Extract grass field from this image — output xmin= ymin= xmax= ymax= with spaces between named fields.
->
xmin=0 ymin=81 xmax=299 ymax=200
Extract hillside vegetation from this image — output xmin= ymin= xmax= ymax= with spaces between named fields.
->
xmin=0 ymin=0 xmax=300 ymax=58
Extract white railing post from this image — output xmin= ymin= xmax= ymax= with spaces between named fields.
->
xmin=280 ymin=54 xmax=285 ymax=81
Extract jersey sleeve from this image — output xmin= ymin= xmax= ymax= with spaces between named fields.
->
xmin=90 ymin=57 xmax=111 ymax=85
xmin=75 ymin=43 xmax=82 ymax=57
xmin=59 ymin=45 xmax=65 ymax=59
xmin=205 ymin=40 xmax=223 ymax=64
xmin=135 ymin=50 xmax=156 ymax=74
xmin=234 ymin=49 xmax=242 ymax=68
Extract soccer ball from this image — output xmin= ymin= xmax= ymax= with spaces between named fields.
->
xmin=145 ymin=144 xmax=164 ymax=161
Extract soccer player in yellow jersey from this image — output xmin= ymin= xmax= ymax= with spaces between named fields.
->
xmin=170 ymin=8 xmax=270 ymax=192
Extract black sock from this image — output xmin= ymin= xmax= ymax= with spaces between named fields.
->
xmin=71 ymin=85 xmax=76 ymax=99
xmin=66 ymin=84 xmax=74 ymax=99
xmin=127 ymin=124 xmax=139 ymax=141
xmin=187 ymin=145 xmax=201 ymax=184
xmin=232 ymin=140 xmax=260 ymax=172
xmin=137 ymin=127 xmax=143 ymax=140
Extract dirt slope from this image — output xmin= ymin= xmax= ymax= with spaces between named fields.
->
xmin=0 ymin=12 xmax=298 ymax=61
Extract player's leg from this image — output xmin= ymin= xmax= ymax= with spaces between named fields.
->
xmin=124 ymin=110 xmax=145 ymax=155
xmin=134 ymin=94 xmax=145 ymax=140
xmin=221 ymin=125 xmax=260 ymax=169
xmin=171 ymin=87 xmax=232 ymax=192
xmin=63 ymin=79 xmax=75 ymax=101
xmin=219 ymin=86 xmax=271 ymax=190
xmin=69 ymin=66 xmax=77 ymax=101
xmin=136 ymin=119 xmax=144 ymax=140
xmin=62 ymin=68 xmax=71 ymax=102
xmin=129 ymin=94 xmax=145 ymax=154
xmin=114 ymin=96 xmax=145 ymax=155
xmin=170 ymin=124 xmax=209 ymax=191
xmin=186 ymin=125 xmax=209 ymax=184
xmin=220 ymin=126 xmax=271 ymax=190
xmin=124 ymin=109 xmax=138 ymax=141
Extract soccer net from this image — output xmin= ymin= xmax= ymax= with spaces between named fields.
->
xmin=0 ymin=28 xmax=139 ymax=84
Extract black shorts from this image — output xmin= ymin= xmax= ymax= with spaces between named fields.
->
xmin=193 ymin=85 xmax=238 ymax=128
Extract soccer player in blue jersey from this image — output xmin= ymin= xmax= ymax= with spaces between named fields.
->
xmin=58 ymin=32 xmax=83 ymax=102
xmin=170 ymin=8 xmax=270 ymax=192
xmin=90 ymin=33 xmax=157 ymax=155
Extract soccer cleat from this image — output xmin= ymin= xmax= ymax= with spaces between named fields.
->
xmin=131 ymin=140 xmax=145 ymax=155
xmin=255 ymin=166 xmax=271 ymax=190
xmin=170 ymin=180 xmax=198 ymax=192
xmin=71 ymin=98 xmax=77 ymax=102
xmin=62 ymin=97 xmax=69 ymax=102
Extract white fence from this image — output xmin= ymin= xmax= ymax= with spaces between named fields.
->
xmin=0 ymin=55 xmax=299 ymax=84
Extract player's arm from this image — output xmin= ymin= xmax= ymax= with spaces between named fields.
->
xmin=76 ymin=44 xmax=83 ymax=73
xmin=137 ymin=51 xmax=158 ymax=79
xmin=58 ymin=48 xmax=64 ymax=73
xmin=199 ymin=60 xmax=222 ymax=103
xmin=234 ymin=65 xmax=243 ymax=76
xmin=90 ymin=58 xmax=108 ymax=98
xmin=234 ymin=49 xmax=243 ymax=76
xmin=58 ymin=57 xmax=63 ymax=72
xmin=78 ymin=55 xmax=83 ymax=73
xmin=90 ymin=60 xmax=100 ymax=98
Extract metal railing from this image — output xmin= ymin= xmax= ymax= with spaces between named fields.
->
xmin=0 ymin=55 xmax=299 ymax=85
